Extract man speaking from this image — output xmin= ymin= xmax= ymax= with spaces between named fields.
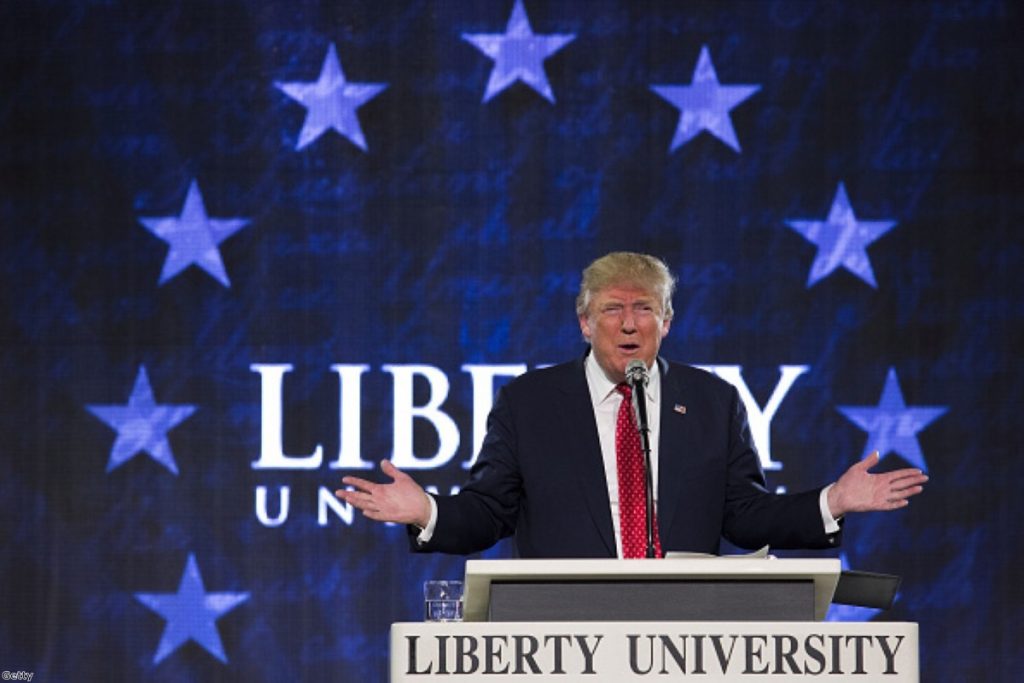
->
xmin=336 ymin=252 xmax=927 ymax=558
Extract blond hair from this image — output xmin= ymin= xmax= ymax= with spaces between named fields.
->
xmin=575 ymin=252 xmax=676 ymax=320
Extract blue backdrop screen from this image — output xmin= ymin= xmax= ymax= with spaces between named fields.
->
xmin=1 ymin=1 xmax=1021 ymax=681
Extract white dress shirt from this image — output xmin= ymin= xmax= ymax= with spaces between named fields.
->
xmin=584 ymin=351 xmax=660 ymax=558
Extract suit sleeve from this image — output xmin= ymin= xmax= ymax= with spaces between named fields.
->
xmin=720 ymin=386 xmax=842 ymax=550
xmin=408 ymin=386 xmax=523 ymax=555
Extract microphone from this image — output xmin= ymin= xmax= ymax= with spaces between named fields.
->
xmin=625 ymin=360 xmax=657 ymax=559
xmin=625 ymin=359 xmax=649 ymax=390
xmin=625 ymin=360 xmax=650 ymax=438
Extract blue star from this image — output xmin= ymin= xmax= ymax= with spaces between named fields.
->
xmin=838 ymin=368 xmax=947 ymax=472
xmin=826 ymin=553 xmax=884 ymax=622
xmin=786 ymin=182 xmax=897 ymax=288
xmin=86 ymin=366 xmax=196 ymax=476
xmin=462 ymin=0 xmax=575 ymax=103
xmin=139 ymin=180 xmax=250 ymax=288
xmin=650 ymin=45 xmax=761 ymax=152
xmin=275 ymin=43 xmax=387 ymax=151
xmin=135 ymin=554 xmax=250 ymax=665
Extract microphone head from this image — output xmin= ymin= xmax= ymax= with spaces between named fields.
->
xmin=625 ymin=359 xmax=649 ymax=386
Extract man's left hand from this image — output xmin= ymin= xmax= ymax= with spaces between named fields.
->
xmin=827 ymin=451 xmax=929 ymax=518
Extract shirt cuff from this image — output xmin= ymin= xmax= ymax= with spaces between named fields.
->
xmin=415 ymin=493 xmax=438 ymax=545
xmin=819 ymin=484 xmax=841 ymax=534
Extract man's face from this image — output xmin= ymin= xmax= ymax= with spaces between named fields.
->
xmin=578 ymin=284 xmax=671 ymax=383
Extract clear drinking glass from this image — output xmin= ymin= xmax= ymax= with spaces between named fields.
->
xmin=423 ymin=580 xmax=463 ymax=621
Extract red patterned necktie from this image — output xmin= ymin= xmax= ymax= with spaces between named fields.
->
xmin=615 ymin=383 xmax=662 ymax=558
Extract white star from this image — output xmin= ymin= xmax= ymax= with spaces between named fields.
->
xmin=838 ymin=368 xmax=947 ymax=472
xmin=462 ymin=0 xmax=575 ymax=103
xmin=651 ymin=45 xmax=761 ymax=152
xmin=86 ymin=366 xmax=197 ymax=476
xmin=275 ymin=43 xmax=387 ymax=151
xmin=139 ymin=180 xmax=249 ymax=288
xmin=135 ymin=554 xmax=249 ymax=664
xmin=786 ymin=182 xmax=897 ymax=288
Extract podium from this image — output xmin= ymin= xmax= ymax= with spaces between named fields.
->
xmin=465 ymin=558 xmax=839 ymax=622
xmin=391 ymin=559 xmax=919 ymax=681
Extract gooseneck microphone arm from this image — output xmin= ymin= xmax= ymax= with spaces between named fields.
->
xmin=625 ymin=359 xmax=657 ymax=559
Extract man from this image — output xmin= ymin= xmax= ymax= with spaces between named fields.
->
xmin=336 ymin=252 xmax=927 ymax=558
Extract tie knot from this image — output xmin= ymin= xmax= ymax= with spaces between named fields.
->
xmin=617 ymin=383 xmax=632 ymax=400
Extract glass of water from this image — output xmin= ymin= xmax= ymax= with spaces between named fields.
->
xmin=424 ymin=580 xmax=463 ymax=621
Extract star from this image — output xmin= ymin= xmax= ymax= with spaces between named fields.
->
xmin=785 ymin=182 xmax=897 ymax=288
xmin=139 ymin=180 xmax=250 ymax=288
xmin=462 ymin=0 xmax=575 ymax=103
xmin=650 ymin=45 xmax=761 ymax=152
xmin=837 ymin=368 xmax=947 ymax=472
xmin=826 ymin=553 xmax=884 ymax=622
xmin=135 ymin=554 xmax=250 ymax=665
xmin=275 ymin=43 xmax=387 ymax=151
xmin=86 ymin=366 xmax=197 ymax=476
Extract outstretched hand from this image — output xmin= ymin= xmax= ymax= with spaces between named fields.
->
xmin=335 ymin=459 xmax=432 ymax=527
xmin=827 ymin=451 xmax=929 ymax=518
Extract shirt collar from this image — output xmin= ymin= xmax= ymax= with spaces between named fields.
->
xmin=584 ymin=350 xmax=660 ymax=406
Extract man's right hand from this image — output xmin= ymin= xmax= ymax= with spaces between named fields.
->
xmin=335 ymin=459 xmax=433 ymax=528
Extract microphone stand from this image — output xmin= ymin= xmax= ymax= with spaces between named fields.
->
xmin=629 ymin=367 xmax=657 ymax=559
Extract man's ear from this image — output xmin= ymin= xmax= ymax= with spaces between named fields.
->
xmin=661 ymin=317 xmax=671 ymax=339
xmin=579 ymin=314 xmax=593 ymax=340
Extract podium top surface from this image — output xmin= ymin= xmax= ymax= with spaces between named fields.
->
xmin=463 ymin=558 xmax=842 ymax=622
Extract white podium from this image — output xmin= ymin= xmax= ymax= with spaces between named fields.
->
xmin=390 ymin=559 xmax=919 ymax=682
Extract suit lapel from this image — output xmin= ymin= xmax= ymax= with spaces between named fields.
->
xmin=557 ymin=355 xmax=616 ymax=556
xmin=657 ymin=358 xmax=696 ymax=542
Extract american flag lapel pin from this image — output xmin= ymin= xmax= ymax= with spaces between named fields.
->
xmin=673 ymin=404 xmax=687 ymax=415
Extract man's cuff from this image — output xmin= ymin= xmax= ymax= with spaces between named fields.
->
xmin=819 ymin=484 xmax=841 ymax=534
xmin=415 ymin=493 xmax=438 ymax=545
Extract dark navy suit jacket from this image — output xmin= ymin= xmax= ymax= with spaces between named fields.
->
xmin=417 ymin=354 xmax=840 ymax=558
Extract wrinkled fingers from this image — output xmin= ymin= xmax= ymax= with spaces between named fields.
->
xmin=340 ymin=475 xmax=378 ymax=493
xmin=334 ymin=488 xmax=375 ymax=510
